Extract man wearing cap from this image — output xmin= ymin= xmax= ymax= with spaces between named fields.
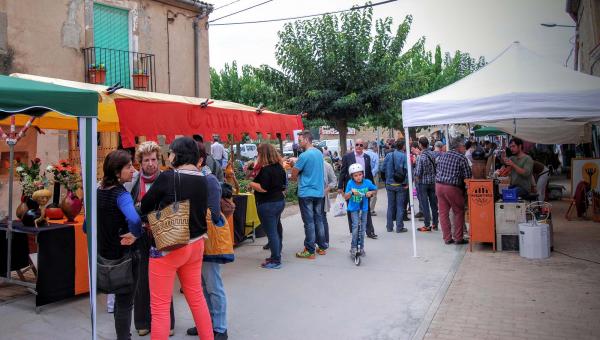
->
xmin=338 ymin=138 xmax=378 ymax=239
xmin=435 ymin=137 xmax=472 ymax=245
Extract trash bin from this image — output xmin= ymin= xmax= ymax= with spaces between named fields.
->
xmin=518 ymin=221 xmax=550 ymax=259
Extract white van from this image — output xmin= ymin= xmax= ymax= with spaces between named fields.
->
xmin=225 ymin=143 xmax=258 ymax=159
xmin=320 ymin=139 xmax=354 ymax=155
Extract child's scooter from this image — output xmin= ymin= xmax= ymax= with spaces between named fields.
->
xmin=352 ymin=190 xmax=365 ymax=266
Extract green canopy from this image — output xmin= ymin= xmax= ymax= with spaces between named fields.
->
xmin=474 ymin=126 xmax=507 ymax=137
xmin=0 ymin=75 xmax=98 ymax=118
xmin=1 ymin=74 xmax=99 ymax=339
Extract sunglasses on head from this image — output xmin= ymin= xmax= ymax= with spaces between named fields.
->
xmin=355 ymin=143 xmax=363 ymax=147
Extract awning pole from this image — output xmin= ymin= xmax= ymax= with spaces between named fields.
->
xmin=405 ymin=127 xmax=418 ymax=258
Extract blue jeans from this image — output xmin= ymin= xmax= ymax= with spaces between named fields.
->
xmin=350 ymin=210 xmax=368 ymax=249
xmin=417 ymin=183 xmax=439 ymax=227
xmin=201 ymin=261 xmax=227 ymax=333
xmin=298 ymin=197 xmax=326 ymax=253
xmin=257 ymin=200 xmax=285 ymax=263
xmin=386 ymin=186 xmax=407 ymax=231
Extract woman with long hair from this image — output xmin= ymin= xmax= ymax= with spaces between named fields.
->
xmin=98 ymin=149 xmax=142 ymax=340
xmin=141 ymin=137 xmax=213 ymax=340
xmin=249 ymin=143 xmax=287 ymax=269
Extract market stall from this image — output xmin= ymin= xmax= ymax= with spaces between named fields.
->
xmin=401 ymin=42 xmax=600 ymax=256
xmin=0 ymin=75 xmax=99 ymax=328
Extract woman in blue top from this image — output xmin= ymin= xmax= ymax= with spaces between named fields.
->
xmin=344 ymin=163 xmax=377 ymax=256
xmin=97 ymin=149 xmax=142 ymax=340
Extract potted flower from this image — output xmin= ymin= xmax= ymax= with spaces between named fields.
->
xmin=15 ymin=158 xmax=48 ymax=219
xmin=88 ymin=63 xmax=106 ymax=84
xmin=47 ymin=160 xmax=82 ymax=222
xmin=132 ymin=68 xmax=149 ymax=90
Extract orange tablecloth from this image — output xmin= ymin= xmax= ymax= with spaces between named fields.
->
xmin=50 ymin=215 xmax=88 ymax=295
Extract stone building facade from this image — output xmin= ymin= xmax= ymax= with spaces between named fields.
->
xmin=567 ymin=0 xmax=600 ymax=76
xmin=0 ymin=0 xmax=213 ymax=215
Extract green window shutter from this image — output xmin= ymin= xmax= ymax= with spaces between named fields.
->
xmin=93 ymin=3 xmax=130 ymax=87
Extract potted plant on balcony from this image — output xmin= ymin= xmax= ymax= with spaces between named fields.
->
xmin=88 ymin=63 xmax=106 ymax=84
xmin=132 ymin=68 xmax=149 ymax=90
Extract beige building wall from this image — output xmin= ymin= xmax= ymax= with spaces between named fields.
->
xmin=569 ymin=0 xmax=600 ymax=76
xmin=0 ymin=0 xmax=212 ymax=215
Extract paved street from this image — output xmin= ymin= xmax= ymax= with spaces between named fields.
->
xmin=0 ymin=189 xmax=465 ymax=340
xmin=424 ymin=198 xmax=600 ymax=340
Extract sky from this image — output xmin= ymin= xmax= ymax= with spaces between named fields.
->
xmin=206 ymin=0 xmax=576 ymax=71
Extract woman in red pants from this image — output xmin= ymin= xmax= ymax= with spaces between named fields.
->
xmin=141 ymin=137 xmax=213 ymax=340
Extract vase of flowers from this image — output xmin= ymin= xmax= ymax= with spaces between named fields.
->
xmin=15 ymin=158 xmax=47 ymax=219
xmin=47 ymin=160 xmax=82 ymax=222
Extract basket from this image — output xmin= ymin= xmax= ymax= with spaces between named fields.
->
xmin=147 ymin=200 xmax=190 ymax=251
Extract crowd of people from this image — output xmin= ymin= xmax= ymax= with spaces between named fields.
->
xmin=96 ymin=130 xmax=553 ymax=339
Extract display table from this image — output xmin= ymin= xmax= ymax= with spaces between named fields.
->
xmin=232 ymin=193 xmax=261 ymax=244
xmin=0 ymin=214 xmax=88 ymax=307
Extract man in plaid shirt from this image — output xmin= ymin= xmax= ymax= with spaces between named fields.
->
xmin=415 ymin=137 xmax=439 ymax=232
xmin=435 ymin=137 xmax=472 ymax=245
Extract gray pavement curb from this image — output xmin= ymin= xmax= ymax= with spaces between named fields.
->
xmin=410 ymin=245 xmax=467 ymax=340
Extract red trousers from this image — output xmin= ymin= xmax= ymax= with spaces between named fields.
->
xmin=149 ymin=239 xmax=213 ymax=340
xmin=435 ymin=183 xmax=466 ymax=242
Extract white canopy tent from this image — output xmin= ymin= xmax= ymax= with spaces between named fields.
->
xmin=400 ymin=42 xmax=600 ymax=256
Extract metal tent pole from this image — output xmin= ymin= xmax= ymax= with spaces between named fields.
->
xmin=5 ymin=140 xmax=15 ymax=279
xmin=405 ymin=127 xmax=418 ymax=258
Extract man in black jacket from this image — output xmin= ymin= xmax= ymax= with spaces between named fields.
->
xmin=337 ymin=138 xmax=378 ymax=239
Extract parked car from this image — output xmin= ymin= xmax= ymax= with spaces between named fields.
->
xmin=225 ymin=143 xmax=258 ymax=160
xmin=320 ymin=138 xmax=354 ymax=155
xmin=283 ymin=142 xmax=294 ymax=156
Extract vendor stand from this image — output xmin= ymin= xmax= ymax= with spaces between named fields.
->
xmin=0 ymin=75 xmax=99 ymax=330
xmin=401 ymin=42 xmax=600 ymax=257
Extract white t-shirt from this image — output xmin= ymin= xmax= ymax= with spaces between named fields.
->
xmin=211 ymin=142 xmax=225 ymax=160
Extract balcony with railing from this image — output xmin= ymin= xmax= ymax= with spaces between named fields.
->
xmin=83 ymin=47 xmax=156 ymax=92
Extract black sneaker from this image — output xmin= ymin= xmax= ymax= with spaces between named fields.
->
xmin=455 ymin=239 xmax=469 ymax=245
xmin=186 ymin=327 xmax=198 ymax=336
xmin=396 ymin=228 xmax=408 ymax=233
xmin=214 ymin=330 xmax=229 ymax=340
xmin=445 ymin=239 xmax=455 ymax=245
xmin=262 ymin=243 xmax=270 ymax=250
xmin=367 ymin=233 xmax=378 ymax=239
xmin=415 ymin=212 xmax=424 ymax=218
xmin=403 ymin=216 xmax=410 ymax=221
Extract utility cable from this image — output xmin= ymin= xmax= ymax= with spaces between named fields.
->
xmin=553 ymin=249 xmax=600 ymax=265
xmin=209 ymin=0 xmax=274 ymax=23
xmin=210 ymin=0 xmax=398 ymax=26
xmin=214 ymin=0 xmax=242 ymax=11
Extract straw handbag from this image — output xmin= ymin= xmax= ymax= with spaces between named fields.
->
xmin=147 ymin=170 xmax=190 ymax=251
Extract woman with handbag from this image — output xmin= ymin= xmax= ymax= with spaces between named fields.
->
xmin=98 ymin=150 xmax=142 ymax=340
xmin=249 ymin=143 xmax=287 ymax=269
xmin=140 ymin=137 xmax=213 ymax=340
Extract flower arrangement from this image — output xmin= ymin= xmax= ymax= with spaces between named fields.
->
xmin=15 ymin=158 xmax=48 ymax=196
xmin=88 ymin=63 xmax=106 ymax=71
xmin=47 ymin=159 xmax=81 ymax=192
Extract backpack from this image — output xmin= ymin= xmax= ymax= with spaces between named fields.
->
xmin=391 ymin=151 xmax=407 ymax=184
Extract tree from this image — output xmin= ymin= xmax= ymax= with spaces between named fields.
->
xmin=210 ymin=61 xmax=291 ymax=113
xmin=275 ymin=7 xmax=414 ymax=155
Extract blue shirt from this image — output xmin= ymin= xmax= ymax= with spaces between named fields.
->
xmin=294 ymin=148 xmax=325 ymax=197
xmin=365 ymin=149 xmax=379 ymax=177
xmin=383 ymin=150 xmax=408 ymax=186
xmin=116 ymin=192 xmax=142 ymax=238
xmin=345 ymin=179 xmax=377 ymax=212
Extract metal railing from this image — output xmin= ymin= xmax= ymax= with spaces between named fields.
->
xmin=83 ymin=47 xmax=156 ymax=92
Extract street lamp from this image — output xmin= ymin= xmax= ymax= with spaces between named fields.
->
xmin=540 ymin=23 xmax=576 ymax=28
xmin=540 ymin=22 xmax=578 ymax=70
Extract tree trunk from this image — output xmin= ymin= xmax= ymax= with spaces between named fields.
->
xmin=277 ymin=133 xmax=284 ymax=155
xmin=336 ymin=119 xmax=348 ymax=156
